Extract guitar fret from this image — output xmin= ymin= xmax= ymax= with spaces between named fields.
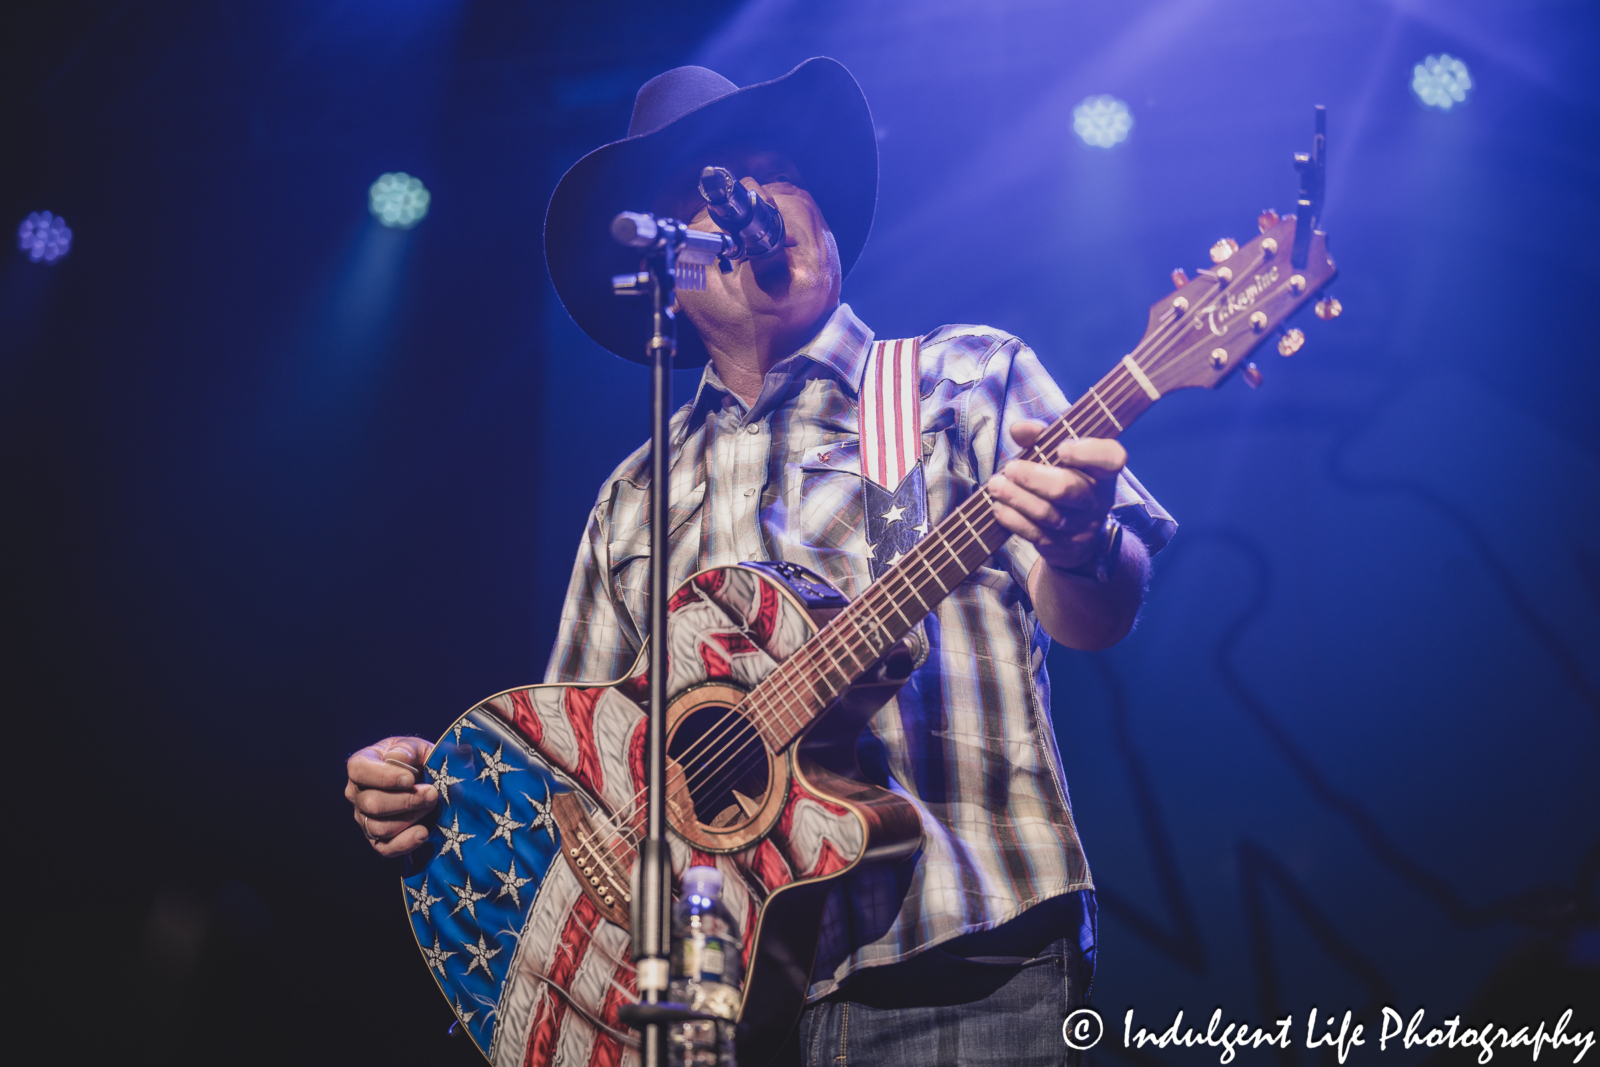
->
xmin=813 ymin=650 xmax=849 ymax=695
xmin=1087 ymin=387 xmax=1122 ymax=431
xmin=769 ymin=652 xmax=813 ymax=719
xmin=775 ymin=693 xmax=806 ymax=736
xmin=904 ymin=551 xmax=946 ymax=611
xmin=777 ymin=675 xmax=806 ymax=716
xmin=883 ymin=576 xmax=919 ymax=624
xmin=883 ymin=581 xmax=919 ymax=627
xmin=850 ymin=610 xmax=879 ymax=655
xmin=814 ymin=638 xmax=851 ymax=689
xmin=901 ymin=568 xmax=936 ymax=609
xmin=761 ymin=675 xmax=800 ymax=735
xmin=752 ymin=694 xmax=788 ymax=747
xmin=924 ymin=532 xmax=962 ymax=588
xmin=955 ymin=503 xmax=988 ymax=558
xmin=876 ymin=575 xmax=915 ymax=617
xmin=767 ymin=681 xmax=806 ymax=738
xmin=788 ymin=649 xmax=827 ymax=690
xmin=831 ymin=621 xmax=870 ymax=675
xmin=793 ymin=655 xmax=832 ymax=703
xmin=1104 ymin=366 xmax=1155 ymax=433
xmin=845 ymin=625 xmax=873 ymax=670
xmin=793 ymin=633 xmax=837 ymax=693
xmin=855 ymin=605 xmax=886 ymax=654
xmin=791 ymin=667 xmax=830 ymax=712
xmin=969 ymin=509 xmax=1003 ymax=560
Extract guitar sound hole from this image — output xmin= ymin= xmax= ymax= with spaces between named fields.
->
xmin=668 ymin=704 xmax=770 ymax=828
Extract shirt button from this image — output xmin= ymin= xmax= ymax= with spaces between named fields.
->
xmin=745 ymin=423 xmax=760 ymax=435
xmin=744 ymin=488 xmax=756 ymax=497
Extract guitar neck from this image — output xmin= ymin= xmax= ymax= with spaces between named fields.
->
xmin=741 ymin=353 xmax=1160 ymax=751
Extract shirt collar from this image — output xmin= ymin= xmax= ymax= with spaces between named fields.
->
xmin=684 ymin=302 xmax=876 ymax=429
xmin=791 ymin=302 xmax=874 ymax=395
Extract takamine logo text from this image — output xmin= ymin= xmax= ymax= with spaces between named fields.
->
xmin=1194 ymin=264 xmax=1281 ymax=336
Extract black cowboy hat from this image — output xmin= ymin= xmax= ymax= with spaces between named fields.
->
xmin=544 ymin=57 xmax=877 ymax=367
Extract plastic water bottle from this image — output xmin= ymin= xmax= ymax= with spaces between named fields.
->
xmin=668 ymin=865 xmax=741 ymax=1066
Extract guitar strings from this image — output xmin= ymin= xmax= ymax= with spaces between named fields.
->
xmin=591 ymin=277 xmax=1283 ymax=877
xmin=579 ymin=296 xmax=1191 ymax=858
xmin=590 ymin=306 xmax=1186 ymax=851
xmin=570 ymin=263 xmax=1245 ymax=867
xmin=656 ymin=309 xmax=1192 ymax=807
xmin=573 ymin=410 xmax=1124 ymax=872
xmin=657 ymin=237 xmax=1273 ymax=810
xmin=575 ymin=388 xmax=1136 ymax=860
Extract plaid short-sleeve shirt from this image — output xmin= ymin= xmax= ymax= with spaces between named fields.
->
xmin=545 ymin=303 xmax=1175 ymax=998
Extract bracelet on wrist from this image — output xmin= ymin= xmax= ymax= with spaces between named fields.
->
xmin=1050 ymin=515 xmax=1123 ymax=585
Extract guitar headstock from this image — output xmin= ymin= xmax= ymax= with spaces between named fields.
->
xmin=1134 ymin=211 xmax=1338 ymax=394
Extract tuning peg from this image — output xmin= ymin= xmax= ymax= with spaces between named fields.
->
xmin=1314 ymin=297 xmax=1343 ymax=320
xmin=1242 ymin=362 xmax=1264 ymax=388
xmin=1257 ymin=209 xmax=1280 ymax=233
xmin=1171 ymin=268 xmax=1189 ymax=289
xmin=1277 ymin=328 xmax=1305 ymax=357
xmin=1210 ymin=238 xmax=1240 ymax=264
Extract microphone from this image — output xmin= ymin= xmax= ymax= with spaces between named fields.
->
xmin=610 ymin=211 xmax=731 ymax=293
xmin=697 ymin=166 xmax=786 ymax=268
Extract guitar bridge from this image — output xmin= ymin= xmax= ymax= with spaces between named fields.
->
xmin=551 ymin=792 xmax=633 ymax=930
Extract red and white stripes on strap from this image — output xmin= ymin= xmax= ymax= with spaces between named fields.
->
xmin=858 ymin=337 xmax=922 ymax=491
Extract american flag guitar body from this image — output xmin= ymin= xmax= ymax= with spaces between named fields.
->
xmin=404 ymin=560 xmax=922 ymax=1067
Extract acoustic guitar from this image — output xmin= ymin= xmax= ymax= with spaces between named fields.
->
xmin=400 ymin=211 xmax=1338 ymax=1067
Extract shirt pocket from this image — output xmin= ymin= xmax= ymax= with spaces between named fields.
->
xmin=607 ymin=480 xmax=706 ymax=636
xmin=785 ymin=440 xmax=867 ymax=553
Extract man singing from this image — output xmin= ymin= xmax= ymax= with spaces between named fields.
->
xmin=346 ymin=58 xmax=1174 ymax=1066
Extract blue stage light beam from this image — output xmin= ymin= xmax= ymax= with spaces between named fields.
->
xmin=1072 ymin=95 xmax=1134 ymax=148
xmin=16 ymin=211 xmax=73 ymax=263
xmin=369 ymin=172 xmax=432 ymax=229
xmin=1412 ymin=53 xmax=1473 ymax=109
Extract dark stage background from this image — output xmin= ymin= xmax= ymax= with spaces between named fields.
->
xmin=3 ymin=1 xmax=1597 ymax=1063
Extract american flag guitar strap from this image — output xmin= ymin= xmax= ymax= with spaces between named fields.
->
xmin=858 ymin=337 xmax=929 ymax=580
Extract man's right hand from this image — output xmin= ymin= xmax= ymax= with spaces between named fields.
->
xmin=345 ymin=736 xmax=438 ymax=858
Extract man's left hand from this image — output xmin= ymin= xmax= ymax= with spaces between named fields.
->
xmin=985 ymin=421 xmax=1125 ymax=570
xmin=345 ymin=736 xmax=438 ymax=858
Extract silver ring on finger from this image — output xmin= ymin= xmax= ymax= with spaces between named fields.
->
xmin=363 ymin=814 xmax=381 ymax=844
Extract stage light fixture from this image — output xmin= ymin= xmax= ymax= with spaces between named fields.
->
xmin=369 ymin=172 xmax=431 ymax=229
xmin=1072 ymin=95 xmax=1134 ymax=148
xmin=1412 ymin=54 xmax=1472 ymax=110
xmin=16 ymin=211 xmax=72 ymax=263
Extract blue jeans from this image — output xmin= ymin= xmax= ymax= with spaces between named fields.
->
xmin=792 ymin=891 xmax=1097 ymax=1067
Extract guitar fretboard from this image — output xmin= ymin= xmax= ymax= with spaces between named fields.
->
xmin=740 ymin=355 xmax=1159 ymax=751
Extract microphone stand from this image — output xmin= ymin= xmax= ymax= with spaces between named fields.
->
xmin=609 ymin=212 xmax=733 ymax=1067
